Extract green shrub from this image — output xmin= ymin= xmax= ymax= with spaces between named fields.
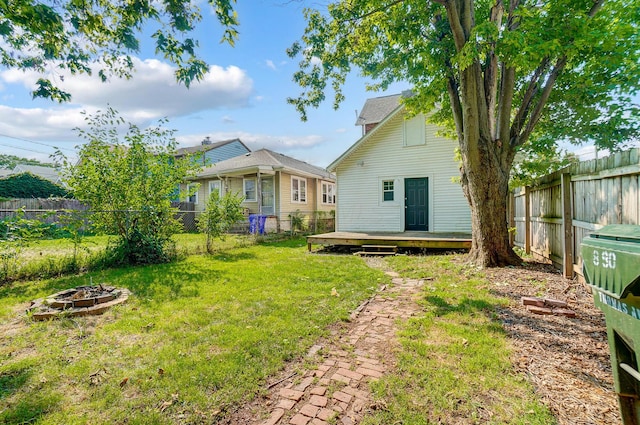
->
xmin=197 ymin=191 xmax=245 ymax=253
xmin=0 ymin=173 xmax=68 ymax=198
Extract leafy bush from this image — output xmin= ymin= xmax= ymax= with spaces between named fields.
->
xmin=289 ymin=209 xmax=306 ymax=234
xmin=0 ymin=173 xmax=68 ymax=198
xmin=55 ymin=108 xmax=200 ymax=266
xmin=197 ymin=191 xmax=245 ymax=253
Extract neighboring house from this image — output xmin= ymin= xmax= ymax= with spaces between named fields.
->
xmin=11 ymin=164 xmax=62 ymax=185
xmin=175 ymin=137 xmax=250 ymax=167
xmin=184 ymin=149 xmax=336 ymax=232
xmin=328 ymin=94 xmax=471 ymax=233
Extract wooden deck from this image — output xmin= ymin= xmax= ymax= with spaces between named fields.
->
xmin=307 ymin=231 xmax=472 ymax=251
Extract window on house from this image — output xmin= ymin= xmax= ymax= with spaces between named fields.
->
xmin=243 ymin=178 xmax=256 ymax=201
xmin=403 ymin=115 xmax=425 ymax=146
xmin=209 ymin=180 xmax=221 ymax=197
xmin=322 ymin=182 xmax=335 ymax=205
xmin=291 ymin=176 xmax=307 ymax=203
xmin=382 ymin=180 xmax=394 ymax=202
xmin=187 ymin=183 xmax=198 ymax=204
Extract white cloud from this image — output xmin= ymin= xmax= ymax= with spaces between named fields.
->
xmin=0 ymin=105 xmax=87 ymax=142
xmin=0 ymin=58 xmax=254 ymax=120
xmin=222 ymin=115 xmax=235 ymax=124
xmin=335 ymin=128 xmax=347 ymax=133
xmin=265 ymin=60 xmax=276 ymax=71
xmin=176 ymin=131 xmax=324 ymax=151
xmin=0 ymin=57 xmax=255 ymax=145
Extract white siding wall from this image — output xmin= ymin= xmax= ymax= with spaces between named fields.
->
xmin=334 ymin=113 xmax=471 ymax=233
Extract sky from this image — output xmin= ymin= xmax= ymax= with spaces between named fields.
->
xmin=0 ymin=1 xmax=635 ymax=168
xmin=0 ymin=1 xmax=408 ymax=168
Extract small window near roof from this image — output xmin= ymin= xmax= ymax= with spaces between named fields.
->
xmin=382 ymin=180 xmax=394 ymax=201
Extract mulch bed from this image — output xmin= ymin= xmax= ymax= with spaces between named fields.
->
xmin=485 ymin=261 xmax=619 ymax=425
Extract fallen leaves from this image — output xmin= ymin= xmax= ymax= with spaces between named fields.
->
xmin=158 ymin=393 xmax=179 ymax=412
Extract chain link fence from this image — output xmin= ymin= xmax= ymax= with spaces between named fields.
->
xmin=0 ymin=199 xmax=335 ymax=236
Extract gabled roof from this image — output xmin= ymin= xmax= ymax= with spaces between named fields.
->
xmin=355 ymin=94 xmax=402 ymax=126
xmin=329 ymin=101 xmax=406 ymax=172
xmin=175 ymin=138 xmax=249 ymax=156
xmin=12 ymin=164 xmax=61 ymax=183
xmin=198 ymin=149 xmax=334 ymax=180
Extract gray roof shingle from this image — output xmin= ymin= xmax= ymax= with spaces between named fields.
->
xmin=354 ymin=94 xmax=402 ymax=126
xmin=175 ymin=138 xmax=248 ymax=156
xmin=198 ymin=149 xmax=334 ymax=180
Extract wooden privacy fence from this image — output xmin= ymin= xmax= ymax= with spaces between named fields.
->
xmin=510 ymin=148 xmax=640 ymax=278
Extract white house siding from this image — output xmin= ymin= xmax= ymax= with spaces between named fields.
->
xmin=334 ymin=113 xmax=471 ymax=233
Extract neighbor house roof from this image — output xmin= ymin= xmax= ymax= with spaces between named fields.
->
xmin=12 ymin=164 xmax=62 ymax=184
xmin=355 ymin=94 xmax=402 ymax=126
xmin=175 ymin=138 xmax=250 ymax=156
xmin=198 ymin=149 xmax=334 ymax=180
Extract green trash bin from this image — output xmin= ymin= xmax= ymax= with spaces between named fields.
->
xmin=581 ymin=224 xmax=640 ymax=424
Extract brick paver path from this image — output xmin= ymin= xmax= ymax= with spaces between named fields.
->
xmin=239 ymin=265 xmax=425 ymax=425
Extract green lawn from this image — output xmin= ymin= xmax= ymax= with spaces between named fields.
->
xmin=1 ymin=241 xmax=556 ymax=425
xmin=361 ymin=254 xmax=555 ymax=425
xmin=0 ymin=233 xmax=251 ymax=283
xmin=0 ymin=238 xmax=383 ymax=424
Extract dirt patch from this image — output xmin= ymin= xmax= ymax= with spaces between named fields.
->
xmin=485 ymin=261 xmax=618 ymax=425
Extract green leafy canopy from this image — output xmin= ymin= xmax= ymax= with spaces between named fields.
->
xmin=288 ymin=0 xmax=639 ymax=152
xmin=0 ymin=0 xmax=239 ymax=101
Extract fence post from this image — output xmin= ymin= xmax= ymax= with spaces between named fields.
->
xmin=508 ymin=192 xmax=516 ymax=246
xmin=524 ymin=186 xmax=531 ymax=254
xmin=561 ymin=173 xmax=574 ymax=278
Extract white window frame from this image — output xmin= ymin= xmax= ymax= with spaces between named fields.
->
xmin=321 ymin=182 xmax=335 ymax=205
xmin=187 ymin=183 xmax=198 ymax=204
xmin=291 ymin=176 xmax=307 ymax=204
xmin=243 ymin=178 xmax=257 ymax=202
xmin=382 ymin=179 xmax=395 ymax=203
xmin=209 ymin=180 xmax=222 ymax=197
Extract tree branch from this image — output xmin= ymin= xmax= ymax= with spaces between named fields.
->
xmin=485 ymin=0 xmax=504 ymax=139
xmin=443 ymin=0 xmax=467 ymax=51
xmin=447 ymin=76 xmax=464 ymax=142
xmin=510 ymin=58 xmax=551 ymax=144
xmin=517 ymin=56 xmax=568 ymax=147
xmin=497 ymin=64 xmax=515 ymax=149
xmin=588 ymin=0 xmax=605 ymax=17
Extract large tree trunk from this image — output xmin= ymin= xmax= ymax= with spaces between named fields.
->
xmin=457 ymin=63 xmax=521 ymax=267
xmin=461 ymin=144 xmax=521 ymax=266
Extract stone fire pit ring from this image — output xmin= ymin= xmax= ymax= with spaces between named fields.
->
xmin=28 ymin=285 xmax=130 ymax=321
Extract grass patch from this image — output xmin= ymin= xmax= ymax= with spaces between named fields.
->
xmin=0 ymin=233 xmax=253 ymax=284
xmin=361 ymin=254 xmax=556 ymax=425
xmin=0 ymin=238 xmax=383 ymax=424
